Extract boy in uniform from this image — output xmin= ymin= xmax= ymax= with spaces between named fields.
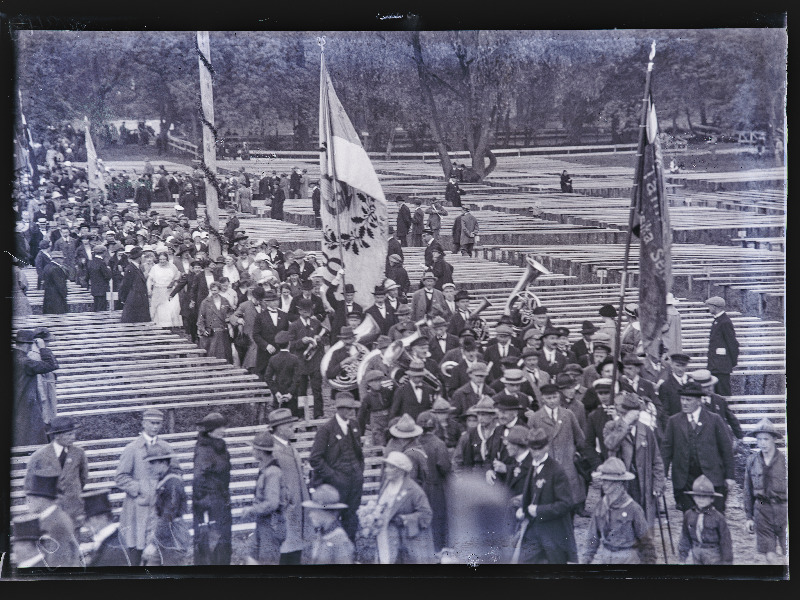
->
xmin=677 ymin=475 xmax=733 ymax=564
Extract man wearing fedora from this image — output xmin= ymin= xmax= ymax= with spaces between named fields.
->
xmin=309 ymin=392 xmax=365 ymax=542
xmin=253 ymin=289 xmax=290 ymax=375
xmin=358 ymin=370 xmax=395 ymax=446
xmin=385 ymin=414 xmax=429 ymax=488
xmin=25 ymin=415 xmax=89 ymax=531
xmin=515 ymin=428 xmax=577 ymax=564
xmin=366 ymin=284 xmax=397 ymax=336
xmin=24 ymin=471 xmax=84 ymax=567
xmin=704 ymin=296 xmax=739 ymax=397
xmin=430 ymin=397 xmax=461 ymax=449
xmin=428 ymin=315 xmax=460 ymax=365
xmin=662 ymin=381 xmax=735 ymax=513
xmin=326 ymin=270 xmax=362 ymax=339
xmin=677 ymin=475 xmax=733 ymax=564
xmin=493 ymin=425 xmax=536 ymax=544
xmin=266 ymin=408 xmax=313 ymax=564
xmin=446 ymin=289 xmax=471 ymax=337
xmin=485 ymin=395 xmax=525 ymax=482
xmin=288 ymin=297 xmax=328 ymax=419
xmin=115 ymin=408 xmax=180 ymax=565
xmin=484 ymin=324 xmax=521 ymax=383
xmin=119 ymin=246 xmax=151 ymax=323
xmin=582 ymin=457 xmax=656 ymax=565
xmin=87 ymin=244 xmax=113 ymax=311
xmin=572 ymin=321 xmax=598 ymax=368
xmin=537 ymin=326 xmax=568 ymax=379
xmin=302 ymin=484 xmax=354 ymax=564
xmin=689 ymin=369 xmax=744 ymax=443
xmin=13 ymin=328 xmax=60 ymax=448
xmin=391 ymin=358 xmax=437 ymax=421
xmin=658 ymin=352 xmax=693 ymax=418
xmin=395 ymin=195 xmax=412 ymax=247
xmin=81 ymin=489 xmax=134 ymax=567
xmin=492 ymin=368 xmax=535 ymax=421
xmin=411 ymin=270 xmax=448 ymax=321
xmin=42 ymin=250 xmax=69 ymax=314
xmin=603 ymin=393 xmax=665 ymax=528
xmin=743 ymin=418 xmax=787 ymax=564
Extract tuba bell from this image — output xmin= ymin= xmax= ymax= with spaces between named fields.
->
xmin=378 ymin=318 xmax=442 ymax=393
xmin=320 ymin=315 xmax=381 ymax=391
xmin=504 ymin=256 xmax=550 ymax=332
xmin=465 ymin=296 xmax=493 ymax=343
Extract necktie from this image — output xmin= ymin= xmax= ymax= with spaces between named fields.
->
xmin=696 ymin=512 xmax=705 ymax=543
xmin=689 ymin=416 xmax=697 ymax=431
xmin=59 ymin=448 xmax=67 ymax=468
xmin=150 ymin=436 xmax=157 ymax=446
xmin=500 ymin=345 xmax=506 ymax=358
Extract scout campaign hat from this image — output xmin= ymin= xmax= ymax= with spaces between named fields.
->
xmin=251 ymin=431 xmax=275 ymax=452
xmin=383 ymin=451 xmax=413 ymax=473
xmin=416 ymin=411 xmax=437 ymax=430
xmin=527 ymin=428 xmax=550 ymax=450
xmin=459 ymin=406 xmax=480 ymax=422
xmin=505 ymin=425 xmax=530 ymax=447
xmin=592 ymin=457 xmax=635 ymax=481
xmin=11 ymin=514 xmax=43 ymax=542
xmin=471 ymin=397 xmax=497 ymax=414
xmin=689 ymin=369 xmax=718 ymax=387
xmin=334 ymin=392 xmax=361 ymax=409
xmin=267 ymin=408 xmax=298 ymax=428
xmin=47 ymin=415 xmax=79 ymax=435
xmin=431 ymin=397 xmax=456 ymax=414
xmin=389 ymin=413 xmax=423 ymax=438
xmin=686 ymin=475 xmax=723 ymax=497
xmin=197 ymin=411 xmax=227 ymax=432
xmin=81 ymin=489 xmax=114 ymax=518
xmin=302 ymin=484 xmax=348 ymax=511
xmin=142 ymin=408 xmax=165 ymax=421
xmin=678 ymin=381 xmax=705 ymax=398
xmin=751 ymin=418 xmax=781 ymax=439
xmin=25 ymin=472 xmax=59 ymax=499
xmin=704 ymin=296 xmax=726 ymax=308
xmin=364 ymin=369 xmax=386 ymax=384
xmin=501 ymin=369 xmax=525 ymax=385
xmin=580 ymin=320 xmax=598 ymax=335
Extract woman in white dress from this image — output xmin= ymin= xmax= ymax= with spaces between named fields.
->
xmin=147 ymin=251 xmax=183 ymax=328
xmin=221 ymin=254 xmax=240 ymax=285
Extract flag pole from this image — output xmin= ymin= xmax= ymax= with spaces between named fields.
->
xmin=319 ymin=38 xmax=347 ymax=289
xmin=612 ymin=41 xmax=656 ymax=393
xmin=197 ymin=31 xmax=221 ymax=258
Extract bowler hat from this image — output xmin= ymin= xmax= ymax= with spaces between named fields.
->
xmin=501 ymin=369 xmax=525 ymax=385
xmin=495 ymin=395 xmax=520 ymax=410
xmin=431 ymin=397 xmax=455 ymax=414
xmin=302 ymin=484 xmax=348 ymax=510
xmin=267 ymin=408 xmax=298 ymax=428
xmin=688 ymin=369 xmax=718 ymax=387
xmin=251 ymin=431 xmax=275 ymax=452
xmin=334 ymin=392 xmax=361 ymax=409
xmin=363 ymin=369 xmax=386 ymax=384
xmin=142 ymin=408 xmax=165 ymax=421
xmin=750 ymin=418 xmax=781 ymax=439
xmin=416 ymin=411 xmax=437 ymax=430
xmin=540 ymin=326 xmax=560 ymax=339
xmin=389 ymin=413 xmax=423 ymax=438
xmin=373 ymin=285 xmax=386 ymax=295
xmin=592 ymin=457 xmax=635 ymax=481
xmin=343 ymin=283 xmax=356 ymax=294
xmin=81 ymin=489 xmax=114 ymax=519
xmin=670 ymin=352 xmax=691 ymax=365
xmin=15 ymin=329 xmax=37 ymax=344
xmin=338 ymin=326 xmax=356 ymax=340
xmin=25 ymin=473 xmax=59 ymax=499
xmin=554 ymin=373 xmax=576 ymax=389
xmin=580 ymin=320 xmax=598 ymax=334
xmin=599 ymin=304 xmax=617 ymax=318
xmin=47 ymin=416 xmax=79 ymax=435
xmin=454 ymin=290 xmax=471 ymax=302
xmin=128 ymin=246 xmax=143 ymax=260
xmin=11 ymin=514 xmax=43 ymax=541
xmin=527 ymin=428 xmax=550 ymax=450
xmin=686 ymin=475 xmax=723 ymax=497
xmin=539 ymin=383 xmax=560 ymax=396
xmin=197 ymin=411 xmax=227 ymax=432
xmin=505 ymin=425 xmax=530 ymax=447
xmin=382 ymin=451 xmax=413 ymax=472
xmin=704 ymin=296 xmax=726 ymax=308
xmin=678 ymin=381 xmax=705 ymax=398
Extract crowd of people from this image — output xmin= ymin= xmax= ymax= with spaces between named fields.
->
xmin=11 ymin=151 xmax=786 ymax=568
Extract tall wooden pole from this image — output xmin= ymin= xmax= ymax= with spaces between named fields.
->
xmin=611 ymin=41 xmax=656 ymax=395
xmin=197 ymin=31 xmax=221 ymax=258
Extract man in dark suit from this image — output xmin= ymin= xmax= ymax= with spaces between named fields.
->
xmin=451 ymin=361 xmax=490 ymax=420
xmin=264 ymin=331 xmax=302 ymax=416
xmin=491 ymin=369 xmax=534 ymax=421
xmin=428 ymin=316 xmax=460 ymax=364
xmin=118 ymin=246 xmax=150 ymax=323
xmin=583 ymin=378 xmax=616 ymax=467
xmin=443 ymin=336 xmax=485 ymax=397
xmin=170 ymin=259 xmax=205 ymax=341
xmin=571 ymin=321 xmax=598 ymax=368
xmin=410 ymin=198 xmax=425 ymax=247
xmin=325 ymin=274 xmax=362 ymax=340
xmin=252 ymin=289 xmax=290 ymax=379
xmin=82 ymin=489 xmax=133 ymax=566
xmin=423 ymin=230 xmax=444 ymax=268
xmin=689 ymin=369 xmax=744 ymax=442
xmin=536 ymin=326 xmax=567 ymax=379
xmin=658 ymin=352 xmax=692 ymax=418
xmin=288 ymin=298 xmax=328 ymax=419
xmin=42 ymin=251 xmax=69 ymax=314
xmin=87 ymin=245 xmax=112 ymax=311
xmin=517 ymin=428 xmax=577 ymax=563
xmin=386 ymin=225 xmax=404 ymax=270
xmin=308 ymin=393 xmax=364 ymax=542
xmin=365 ymin=285 xmax=397 ymax=336
xmin=431 ymin=247 xmax=454 ymax=291
xmin=289 ymin=279 xmax=326 ymax=322
xmin=485 ymin=396 xmax=525 ymax=480
xmin=662 ymin=381 xmax=735 ymax=513
xmin=447 ymin=289 xmax=472 ymax=336
xmin=484 ymin=324 xmax=521 ymax=383
xmin=395 ymin=195 xmax=412 ymax=247
xmin=704 ymin=296 xmax=739 ymax=397
xmin=390 ymin=359 xmax=436 ymax=421
xmin=35 ymin=239 xmax=52 ymax=290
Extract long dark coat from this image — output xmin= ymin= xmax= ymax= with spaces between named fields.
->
xmin=271 ymin=188 xmax=285 ymax=220
xmin=396 ymin=203 xmax=412 ymax=238
xmin=528 ymin=407 xmax=586 ymax=505
xmin=193 ymin=433 xmax=232 ymax=565
xmin=197 ymin=295 xmax=233 ymax=362
xmin=42 ymin=261 xmax=68 ymax=314
xmin=88 ymin=525 xmax=134 ymax=567
xmin=13 ymin=347 xmax=59 ymax=447
xmin=417 ymin=432 xmax=452 ymax=551
xmin=153 ymin=471 xmax=191 ymax=566
xmin=707 ymin=312 xmax=739 ymax=375
xmin=119 ymin=263 xmax=151 ymax=323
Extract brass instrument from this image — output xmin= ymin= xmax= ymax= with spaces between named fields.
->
xmin=503 ymin=256 xmax=550 ymax=331
xmin=376 ymin=317 xmax=442 ymax=393
xmin=320 ymin=315 xmax=379 ymax=391
xmin=465 ymin=296 xmax=493 ymax=343
xmin=303 ymin=319 xmax=330 ymax=361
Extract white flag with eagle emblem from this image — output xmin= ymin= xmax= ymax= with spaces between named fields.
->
xmin=318 ymin=51 xmax=388 ymax=308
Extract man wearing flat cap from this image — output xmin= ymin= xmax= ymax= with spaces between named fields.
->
xmin=25 ymin=416 xmax=89 ymax=531
xmin=309 ymin=393 xmax=365 ymax=543
xmin=662 ymin=381 xmax=735 ymax=513
xmin=119 ymin=245 xmax=151 ymax=323
xmin=114 ymin=409 xmax=180 ymax=565
xmin=515 ymin=428 xmax=578 ymax=564
xmin=704 ymin=296 xmax=739 ymax=397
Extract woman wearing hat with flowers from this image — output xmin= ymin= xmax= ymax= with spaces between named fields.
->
xmin=242 ymin=431 xmax=289 ymax=565
xmin=677 ymin=475 xmax=733 ymax=564
xmin=582 ymin=457 xmax=656 ymax=564
xmin=360 ymin=451 xmax=435 ymax=564
xmin=192 ymin=412 xmax=232 ymax=565
xmin=302 ymin=484 xmax=354 ymax=564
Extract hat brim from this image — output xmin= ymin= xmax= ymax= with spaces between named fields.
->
xmin=334 ymin=401 xmax=361 ymax=410
xmin=592 ymin=471 xmax=636 ymax=481
xmin=750 ymin=428 xmax=781 ymax=439
xmin=48 ymin=425 xmax=80 ymax=435
xmin=268 ymin=416 xmax=299 ymax=428
xmin=500 ymin=378 xmax=525 ymax=385
xmin=143 ymin=453 xmax=179 ymax=462
xmin=302 ymin=500 xmax=348 ymax=510
xmin=389 ymin=424 xmax=423 ymax=438
xmin=685 ymin=490 xmax=724 ymax=497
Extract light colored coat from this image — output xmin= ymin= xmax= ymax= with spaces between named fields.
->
xmin=410 ymin=287 xmax=448 ymax=322
xmin=114 ymin=435 xmax=179 ymax=550
xmin=459 ymin=211 xmax=479 ymax=246
xmin=26 ymin=442 xmax=89 ymax=526
xmin=375 ymin=476 xmax=435 ymax=564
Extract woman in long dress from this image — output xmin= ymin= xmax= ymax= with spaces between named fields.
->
xmin=147 ymin=251 xmax=183 ymax=328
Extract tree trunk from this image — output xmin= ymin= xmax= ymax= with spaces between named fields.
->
xmin=700 ymin=102 xmax=707 ymax=126
xmin=684 ymin=107 xmax=695 ymax=134
xmin=411 ymin=31 xmax=452 ymax=178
